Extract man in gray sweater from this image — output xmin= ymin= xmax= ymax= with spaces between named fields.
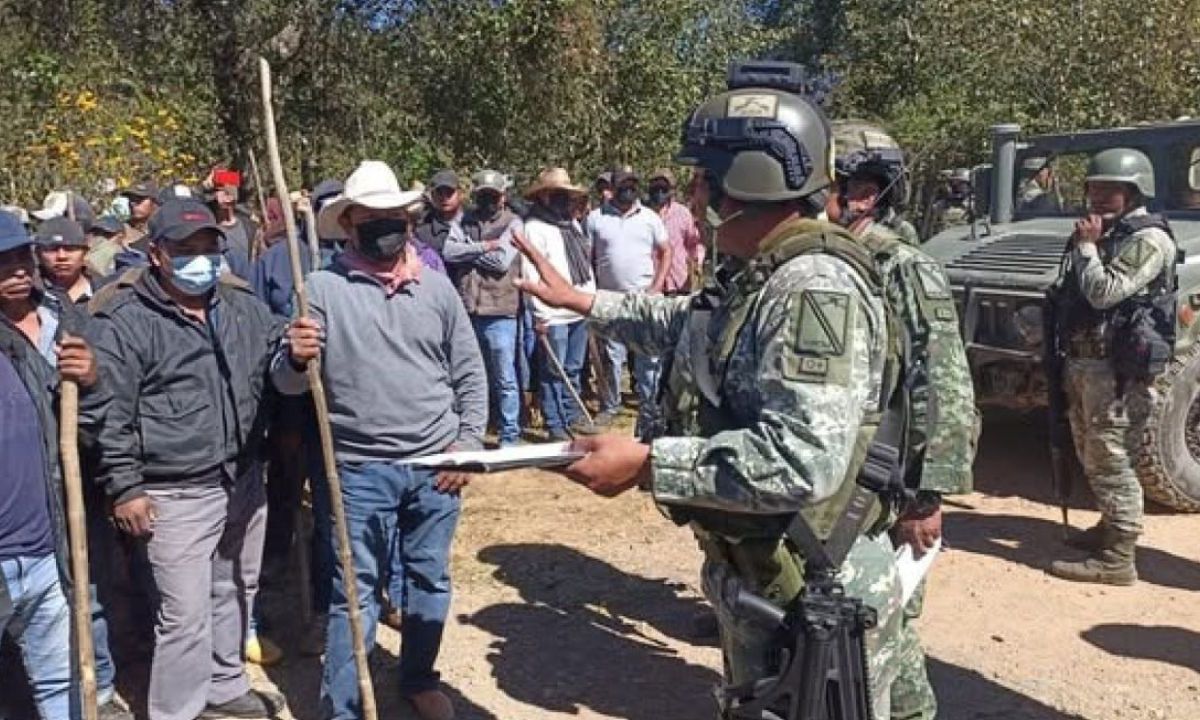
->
xmin=272 ymin=160 xmax=486 ymax=720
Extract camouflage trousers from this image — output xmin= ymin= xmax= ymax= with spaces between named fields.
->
xmin=888 ymin=581 xmax=937 ymax=719
xmin=702 ymin=533 xmax=905 ymax=720
xmin=1064 ymin=358 xmax=1153 ymax=535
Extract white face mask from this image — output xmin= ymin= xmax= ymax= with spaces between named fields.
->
xmin=168 ymin=254 xmax=221 ymax=296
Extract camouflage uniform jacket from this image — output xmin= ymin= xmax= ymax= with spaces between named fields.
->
xmin=1067 ymin=207 xmax=1174 ymax=317
xmin=858 ymin=221 xmax=977 ymax=496
xmin=589 ymin=218 xmax=888 ymax=518
xmin=881 ymin=209 xmax=921 ymax=246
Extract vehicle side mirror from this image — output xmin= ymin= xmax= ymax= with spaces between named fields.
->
xmin=971 ymin=164 xmax=992 ymax=217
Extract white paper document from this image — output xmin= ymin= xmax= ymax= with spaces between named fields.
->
xmin=894 ymin=537 xmax=942 ymax=605
xmin=405 ymin=442 xmax=584 ymax=473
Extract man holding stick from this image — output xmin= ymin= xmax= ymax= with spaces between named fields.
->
xmin=90 ymin=198 xmax=282 ymax=720
xmin=0 ymin=210 xmax=119 ymax=719
xmin=273 ymin=160 xmax=486 ymax=720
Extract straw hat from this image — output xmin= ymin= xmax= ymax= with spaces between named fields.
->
xmin=523 ymin=167 xmax=587 ymax=200
xmin=317 ymin=160 xmax=423 ymax=239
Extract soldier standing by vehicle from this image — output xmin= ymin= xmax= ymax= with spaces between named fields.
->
xmin=1047 ymin=148 xmax=1177 ymax=586
xmin=515 ymin=64 xmax=910 ymax=719
xmin=929 ymin=168 xmax=973 ymax=235
xmin=827 ymin=121 xmax=978 ymax=720
xmin=1017 ymin=157 xmax=1062 ymax=214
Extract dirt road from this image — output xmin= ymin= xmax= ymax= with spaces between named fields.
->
xmin=250 ymin=410 xmax=1200 ymax=720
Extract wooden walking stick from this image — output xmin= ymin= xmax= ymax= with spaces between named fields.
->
xmin=258 ymin=57 xmax=378 ymax=720
xmin=247 ymin=149 xmax=271 ymax=263
xmin=62 ymin=191 xmax=99 ymax=720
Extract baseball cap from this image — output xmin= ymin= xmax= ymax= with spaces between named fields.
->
xmin=311 ymin=179 xmax=344 ymax=213
xmin=649 ymin=168 xmax=676 ymax=187
xmin=430 ymin=169 xmax=459 ymax=190
xmin=612 ymin=166 xmax=640 ymax=186
xmin=594 ymin=171 xmax=613 ymax=187
xmin=471 ymin=169 xmax=509 ymax=194
xmin=149 ymin=198 xmax=225 ymax=244
xmin=0 ymin=210 xmax=32 ymax=253
xmin=158 ymin=183 xmax=194 ymax=204
xmin=91 ymin=215 xmax=124 ymax=236
xmin=121 ymin=180 xmax=161 ymax=201
xmin=31 ymin=191 xmax=95 ymax=230
xmin=35 ymin=217 xmax=89 ymax=248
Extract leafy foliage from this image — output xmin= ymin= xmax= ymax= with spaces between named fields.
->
xmin=0 ymin=0 xmax=1195 ymax=214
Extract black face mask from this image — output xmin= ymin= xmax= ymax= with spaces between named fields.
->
xmin=647 ymin=188 xmax=671 ymax=208
xmin=547 ymin=192 xmax=573 ymax=220
xmin=615 ymin=186 xmax=639 ymax=208
xmin=355 ymin=217 xmax=409 ymax=261
xmin=474 ymin=195 xmax=500 ymax=219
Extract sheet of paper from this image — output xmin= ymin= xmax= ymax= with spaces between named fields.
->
xmin=894 ymin=537 xmax=942 ymax=605
xmin=404 ymin=442 xmax=584 ymax=473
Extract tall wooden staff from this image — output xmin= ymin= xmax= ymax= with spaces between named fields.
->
xmin=247 ymin=149 xmax=271 ymax=263
xmin=258 ymin=57 xmax=378 ymax=720
xmin=63 ymin=191 xmax=98 ymax=720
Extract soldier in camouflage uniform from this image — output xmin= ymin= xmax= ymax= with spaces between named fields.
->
xmin=930 ymin=168 xmax=973 ymax=234
xmin=1048 ymin=148 xmax=1177 ymax=586
xmin=828 ymin=121 xmax=921 ymax=246
xmin=1017 ymin=156 xmax=1062 ymax=214
xmin=828 ymin=121 xmax=978 ymax=720
xmin=515 ymin=71 xmax=913 ymax=719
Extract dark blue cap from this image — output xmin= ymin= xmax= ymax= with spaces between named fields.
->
xmin=149 ymin=198 xmax=225 ymax=243
xmin=35 ymin=217 xmax=89 ymax=248
xmin=0 ymin=210 xmax=33 ymax=253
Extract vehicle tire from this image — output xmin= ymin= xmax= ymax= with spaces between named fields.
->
xmin=1136 ymin=344 xmax=1200 ymax=512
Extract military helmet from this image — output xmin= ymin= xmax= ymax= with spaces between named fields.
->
xmin=1085 ymin=147 xmax=1155 ymax=198
xmin=947 ymin=167 xmax=971 ymax=183
xmin=830 ymin=119 xmax=907 ymax=210
xmin=676 ymin=85 xmax=833 ymax=205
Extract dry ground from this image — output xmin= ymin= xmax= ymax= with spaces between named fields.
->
xmin=247 ymin=410 xmax=1200 ymax=720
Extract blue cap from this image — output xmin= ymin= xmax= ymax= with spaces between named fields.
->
xmin=0 ymin=210 xmax=33 ymax=253
xmin=149 ymin=198 xmax=225 ymax=244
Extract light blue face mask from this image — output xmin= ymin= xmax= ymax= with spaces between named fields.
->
xmin=168 ymin=254 xmax=221 ymax=296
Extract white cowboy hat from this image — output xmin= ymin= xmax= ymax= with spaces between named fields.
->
xmin=317 ymin=160 xmax=423 ymax=239
xmin=523 ymin=167 xmax=587 ymax=200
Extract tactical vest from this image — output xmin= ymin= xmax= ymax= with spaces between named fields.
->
xmin=1057 ymin=213 xmax=1179 ymax=380
xmin=659 ymin=219 xmax=908 ymax=547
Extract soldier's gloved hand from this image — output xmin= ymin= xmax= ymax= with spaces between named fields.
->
xmin=57 ymin=334 xmax=98 ymax=388
xmin=563 ymin=434 xmax=651 ymax=498
xmin=286 ymin=316 xmax=324 ymax=368
xmin=511 ymin=230 xmax=595 ymax=315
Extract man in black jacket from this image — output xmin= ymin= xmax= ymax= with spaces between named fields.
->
xmin=0 ymin=210 xmax=113 ymax=719
xmin=91 ymin=199 xmax=282 ymax=720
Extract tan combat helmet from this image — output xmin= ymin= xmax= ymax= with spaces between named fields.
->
xmin=676 ymin=68 xmax=833 ymax=205
xmin=1086 ymin=147 xmax=1155 ymax=199
xmin=830 ymin=119 xmax=908 ymax=209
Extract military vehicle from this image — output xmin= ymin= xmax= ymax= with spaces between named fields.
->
xmin=922 ymin=121 xmax=1200 ymax=511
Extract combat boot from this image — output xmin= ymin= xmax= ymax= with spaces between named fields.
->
xmin=1048 ymin=529 xmax=1138 ymax=586
xmin=1063 ymin=520 xmax=1109 ymax=552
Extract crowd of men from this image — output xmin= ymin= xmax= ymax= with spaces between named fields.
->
xmin=0 ymin=58 xmax=1176 ymax=720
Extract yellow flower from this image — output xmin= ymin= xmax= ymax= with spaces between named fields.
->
xmin=76 ymin=91 xmax=98 ymax=112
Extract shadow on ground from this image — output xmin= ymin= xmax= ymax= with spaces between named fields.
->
xmin=973 ymin=408 xmax=1177 ymax=515
xmin=463 ymin=543 xmax=719 ymax=720
xmin=945 ymin=512 xmax=1200 ymax=592
xmin=930 ymin=658 xmax=1088 ymax=719
xmin=1081 ymin=624 xmax=1200 ymax=674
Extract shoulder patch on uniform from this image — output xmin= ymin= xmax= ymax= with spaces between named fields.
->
xmin=795 ymin=289 xmax=850 ymax=356
xmin=1113 ymin=236 xmax=1160 ymax=274
xmin=915 ymin=262 xmax=953 ymax=300
xmin=727 ymin=94 xmax=778 ymax=119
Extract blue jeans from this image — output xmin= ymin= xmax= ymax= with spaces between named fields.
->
xmin=602 ymin=339 xmax=662 ymax=436
xmin=472 ymin=316 xmax=521 ymax=444
xmin=518 ymin=300 xmax=537 ymax=392
xmin=321 ymin=462 xmax=460 ymax=720
xmin=1 ymin=554 xmax=74 ymax=720
xmin=538 ymin=320 xmax=588 ymax=433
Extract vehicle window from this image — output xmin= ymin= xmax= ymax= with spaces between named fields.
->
xmin=1014 ymin=153 xmax=1086 ymax=217
xmin=1167 ymin=143 xmax=1200 ymax=211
